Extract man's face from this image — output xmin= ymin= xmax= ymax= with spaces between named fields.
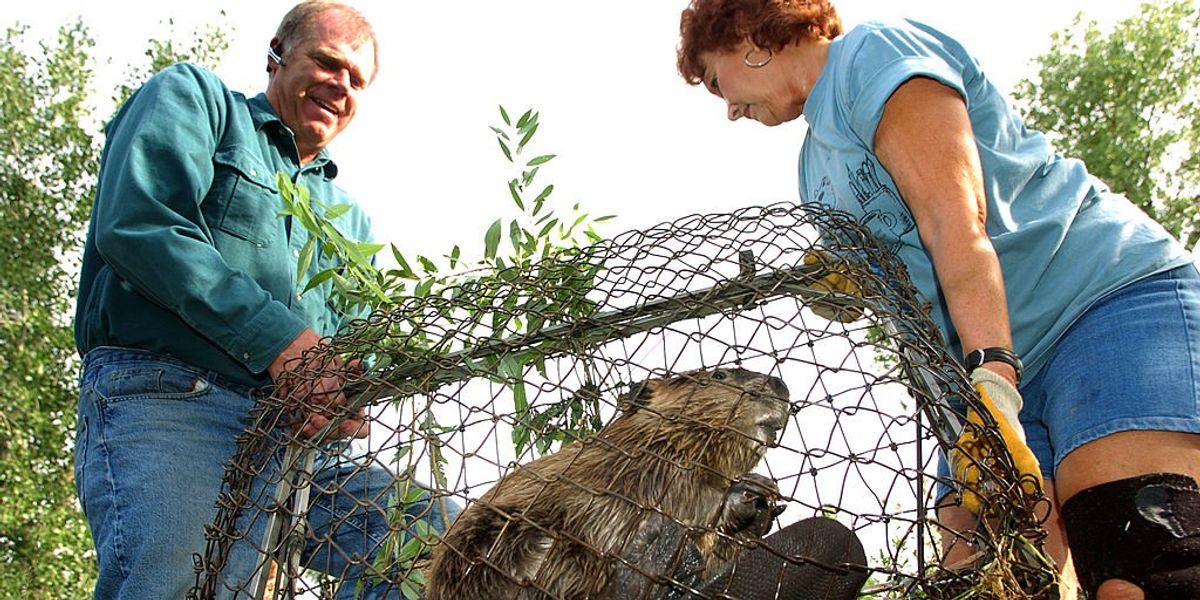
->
xmin=266 ymin=10 xmax=376 ymax=163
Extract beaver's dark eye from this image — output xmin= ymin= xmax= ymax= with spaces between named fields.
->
xmin=712 ymin=370 xmax=728 ymax=381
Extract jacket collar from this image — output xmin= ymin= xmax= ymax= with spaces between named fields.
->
xmin=248 ymin=93 xmax=339 ymax=179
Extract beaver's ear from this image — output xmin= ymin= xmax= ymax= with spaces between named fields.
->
xmin=616 ymin=379 xmax=657 ymax=413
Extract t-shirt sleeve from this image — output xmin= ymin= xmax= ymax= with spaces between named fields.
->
xmin=838 ymin=23 xmax=970 ymax=148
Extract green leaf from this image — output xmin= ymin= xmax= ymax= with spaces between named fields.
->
xmin=509 ymin=219 xmax=525 ymax=253
xmin=513 ymin=380 xmax=528 ymax=412
xmin=448 ymin=245 xmax=461 ymax=268
xmin=417 ymin=255 xmax=438 ymax=273
xmin=484 ymin=219 xmax=502 ymax=260
xmin=296 ymin=237 xmax=315 ymax=277
xmin=538 ymin=218 xmax=560 ymax=239
xmin=391 ymin=246 xmax=418 ymax=280
xmin=521 ymin=167 xmax=539 ymax=189
xmin=356 ymin=242 xmax=385 ymax=258
xmin=276 ymin=172 xmax=292 ymax=198
xmin=513 ymin=425 xmax=531 ymax=456
xmin=565 ymin=213 xmax=588 ymax=237
xmin=595 ymin=214 xmax=616 ymax=222
xmin=526 ymin=154 xmax=555 ymax=167
xmin=508 ymin=179 xmax=524 ymax=210
xmin=516 ymin=108 xmax=533 ymax=130
xmin=488 ymin=125 xmax=509 ymax=140
xmin=300 ymin=268 xmax=336 ymax=294
xmin=414 ymin=278 xmax=435 ymax=298
xmin=323 ymin=203 xmax=351 ymax=220
xmin=497 ymin=138 xmax=513 ymax=162
xmin=534 ymin=184 xmax=554 ymax=205
xmin=499 ymin=104 xmax=511 ymax=126
xmin=517 ymin=122 xmax=539 ymax=151
xmin=400 ymin=536 xmax=424 ymax=561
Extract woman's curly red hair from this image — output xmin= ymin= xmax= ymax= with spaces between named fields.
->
xmin=677 ymin=0 xmax=843 ymax=85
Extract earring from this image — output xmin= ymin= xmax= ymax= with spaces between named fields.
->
xmin=744 ymin=47 xmax=773 ymax=68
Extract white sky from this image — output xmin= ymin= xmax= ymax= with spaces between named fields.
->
xmin=10 ymin=0 xmax=1142 ymax=260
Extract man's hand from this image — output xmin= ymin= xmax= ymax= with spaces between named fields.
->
xmin=949 ymin=367 xmax=1043 ymax=515
xmin=802 ymin=250 xmax=864 ymax=323
xmin=268 ymin=328 xmax=369 ymax=441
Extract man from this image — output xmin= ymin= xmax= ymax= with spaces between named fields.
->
xmin=72 ymin=2 xmax=455 ymax=597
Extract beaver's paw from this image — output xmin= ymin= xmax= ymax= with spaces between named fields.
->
xmin=720 ymin=473 xmax=786 ymax=539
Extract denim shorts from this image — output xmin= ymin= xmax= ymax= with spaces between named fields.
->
xmin=1021 ymin=262 xmax=1200 ymax=477
xmin=938 ymin=262 xmax=1200 ymax=497
xmin=74 ymin=346 xmax=459 ymax=599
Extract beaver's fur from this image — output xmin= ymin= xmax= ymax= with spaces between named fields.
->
xmin=426 ymin=367 xmax=791 ymax=599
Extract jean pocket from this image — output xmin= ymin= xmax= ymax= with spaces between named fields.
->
xmin=92 ymin=363 xmax=213 ymax=404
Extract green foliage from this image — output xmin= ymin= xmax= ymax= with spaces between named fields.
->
xmin=290 ymin=108 xmax=616 ymax=590
xmin=113 ymin=13 xmax=231 ymax=108
xmin=0 ymin=18 xmax=229 ymax=597
xmin=291 ymin=106 xmax=611 ymax=321
xmin=1013 ymin=0 xmax=1200 ymax=248
xmin=0 ymin=22 xmax=102 ymax=598
xmin=287 ymin=108 xmax=611 ymax=451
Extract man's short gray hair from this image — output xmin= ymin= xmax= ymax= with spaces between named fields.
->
xmin=275 ymin=1 xmax=378 ymax=81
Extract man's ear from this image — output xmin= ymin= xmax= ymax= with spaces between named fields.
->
xmin=266 ymin=37 xmax=285 ymax=74
xmin=617 ymin=379 xmax=657 ymax=413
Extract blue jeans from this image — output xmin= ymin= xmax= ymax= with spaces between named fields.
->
xmin=74 ymin=347 xmax=460 ymax=599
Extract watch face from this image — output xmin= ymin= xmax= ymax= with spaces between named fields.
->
xmin=966 ymin=349 xmax=986 ymax=370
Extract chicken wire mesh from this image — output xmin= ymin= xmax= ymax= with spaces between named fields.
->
xmin=190 ymin=203 xmax=1056 ymax=599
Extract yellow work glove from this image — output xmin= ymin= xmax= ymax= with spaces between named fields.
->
xmin=949 ymin=368 xmax=1044 ymax=515
xmin=801 ymin=251 xmax=864 ymax=323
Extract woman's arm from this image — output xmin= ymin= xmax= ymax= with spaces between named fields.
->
xmin=873 ymin=77 xmax=1018 ymax=385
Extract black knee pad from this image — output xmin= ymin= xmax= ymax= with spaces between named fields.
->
xmin=1060 ymin=473 xmax=1200 ymax=599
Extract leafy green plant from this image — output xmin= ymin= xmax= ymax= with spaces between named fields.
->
xmin=0 ymin=18 xmax=230 ymax=597
xmin=279 ymin=106 xmax=615 ymax=594
xmin=1013 ymin=0 xmax=1200 ymax=249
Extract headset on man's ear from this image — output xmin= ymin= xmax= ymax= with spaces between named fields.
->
xmin=267 ymin=44 xmax=286 ymax=69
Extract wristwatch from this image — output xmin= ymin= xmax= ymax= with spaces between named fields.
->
xmin=964 ymin=347 xmax=1024 ymax=383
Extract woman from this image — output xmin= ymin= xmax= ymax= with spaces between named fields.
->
xmin=676 ymin=2 xmax=1200 ymax=599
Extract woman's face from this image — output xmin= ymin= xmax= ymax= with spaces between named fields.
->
xmin=699 ymin=39 xmax=824 ymax=127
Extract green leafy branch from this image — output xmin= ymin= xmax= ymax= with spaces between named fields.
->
xmin=279 ymin=106 xmax=616 ymax=592
xmin=276 ymin=173 xmax=388 ymax=313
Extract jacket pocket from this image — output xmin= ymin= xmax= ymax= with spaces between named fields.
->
xmin=210 ymin=146 xmax=281 ymax=248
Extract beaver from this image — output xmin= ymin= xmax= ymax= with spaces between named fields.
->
xmin=426 ymin=367 xmax=792 ymax=600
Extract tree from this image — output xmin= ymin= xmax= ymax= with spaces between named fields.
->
xmin=0 ymin=19 xmax=227 ymax=597
xmin=1012 ymin=0 xmax=1200 ymax=250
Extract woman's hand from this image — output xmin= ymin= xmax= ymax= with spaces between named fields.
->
xmin=951 ymin=368 xmax=1044 ymax=514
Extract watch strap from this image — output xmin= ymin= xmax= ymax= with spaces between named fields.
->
xmin=964 ymin=347 xmax=1024 ymax=383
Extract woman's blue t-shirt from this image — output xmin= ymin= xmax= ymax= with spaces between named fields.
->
xmin=798 ymin=19 xmax=1192 ymax=378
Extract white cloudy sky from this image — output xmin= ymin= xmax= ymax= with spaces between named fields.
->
xmin=11 ymin=1 xmax=1143 ymax=261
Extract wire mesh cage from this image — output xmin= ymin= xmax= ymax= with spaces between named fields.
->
xmin=190 ymin=203 xmax=1056 ymax=600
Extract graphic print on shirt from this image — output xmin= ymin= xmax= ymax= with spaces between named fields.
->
xmin=847 ymin=158 xmax=913 ymax=252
